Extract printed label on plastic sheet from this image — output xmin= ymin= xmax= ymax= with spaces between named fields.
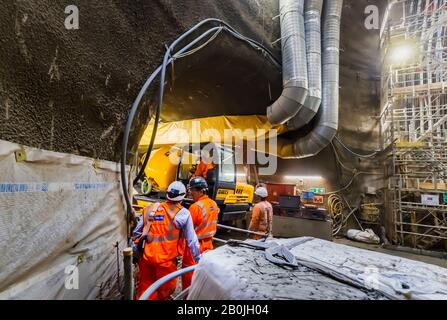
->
xmin=0 ymin=140 xmax=128 ymax=300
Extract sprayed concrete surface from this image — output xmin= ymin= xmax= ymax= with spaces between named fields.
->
xmin=0 ymin=0 xmax=280 ymax=161
xmin=1 ymin=0 xmax=388 ymax=233
xmin=1 ymin=0 xmax=385 ymax=163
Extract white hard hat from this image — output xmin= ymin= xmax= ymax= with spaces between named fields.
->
xmin=167 ymin=181 xmax=186 ymax=202
xmin=255 ymin=187 xmax=268 ymax=198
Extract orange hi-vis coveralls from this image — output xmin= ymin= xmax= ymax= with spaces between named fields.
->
xmin=249 ymin=201 xmax=273 ymax=240
xmin=193 ymin=161 xmax=216 ymax=179
xmin=134 ymin=202 xmax=200 ymax=300
xmin=181 ymin=195 xmax=219 ymax=290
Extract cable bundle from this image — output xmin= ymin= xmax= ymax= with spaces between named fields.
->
xmin=328 ymin=194 xmax=344 ymax=236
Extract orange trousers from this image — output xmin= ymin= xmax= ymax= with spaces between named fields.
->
xmin=136 ymin=258 xmax=177 ymax=300
xmin=181 ymin=238 xmax=213 ymax=291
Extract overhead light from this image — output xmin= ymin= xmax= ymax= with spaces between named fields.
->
xmin=389 ymin=42 xmax=418 ymax=64
xmin=284 ymin=175 xmax=323 ymax=180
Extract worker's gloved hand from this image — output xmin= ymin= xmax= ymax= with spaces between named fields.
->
xmin=135 ymin=235 xmax=147 ymax=254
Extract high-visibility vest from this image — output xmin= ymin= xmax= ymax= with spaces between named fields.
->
xmin=256 ymin=201 xmax=273 ymax=234
xmin=193 ymin=161 xmax=216 ymax=179
xmin=193 ymin=196 xmax=219 ymax=240
xmin=142 ymin=202 xmax=183 ymax=264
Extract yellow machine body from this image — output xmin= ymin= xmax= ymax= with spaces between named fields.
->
xmin=216 ymin=184 xmax=254 ymax=204
xmin=141 ymin=146 xmax=181 ymax=192
xmin=137 ymin=144 xmax=254 ymax=219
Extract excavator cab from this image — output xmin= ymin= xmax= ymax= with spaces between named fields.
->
xmin=134 ymin=143 xmax=254 ymax=222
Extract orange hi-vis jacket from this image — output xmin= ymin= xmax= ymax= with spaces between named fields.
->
xmin=182 ymin=195 xmax=219 ymax=271
xmin=193 ymin=195 xmax=219 ymax=242
xmin=141 ymin=202 xmax=184 ymax=265
xmin=180 ymin=196 xmax=219 ymax=290
xmin=193 ymin=161 xmax=216 ymax=179
xmin=249 ymin=201 xmax=273 ymax=240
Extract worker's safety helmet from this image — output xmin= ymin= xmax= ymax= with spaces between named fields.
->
xmin=167 ymin=181 xmax=187 ymax=202
xmin=255 ymin=187 xmax=268 ymax=198
xmin=188 ymin=177 xmax=208 ymax=191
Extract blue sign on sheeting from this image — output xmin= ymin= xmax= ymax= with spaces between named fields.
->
xmin=74 ymin=182 xmax=108 ymax=190
xmin=0 ymin=183 xmax=48 ymax=193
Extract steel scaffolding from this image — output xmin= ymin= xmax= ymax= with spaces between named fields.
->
xmin=380 ymin=0 xmax=447 ymax=249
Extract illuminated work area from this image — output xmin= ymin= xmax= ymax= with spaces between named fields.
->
xmin=1 ymin=0 xmax=447 ymax=302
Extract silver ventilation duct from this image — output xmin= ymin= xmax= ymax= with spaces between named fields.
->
xmin=278 ymin=0 xmax=343 ymax=159
xmin=287 ymin=0 xmax=323 ymax=130
xmin=267 ymin=0 xmax=308 ymax=125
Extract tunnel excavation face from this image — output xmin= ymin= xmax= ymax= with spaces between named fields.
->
xmin=157 ymin=32 xmax=282 ymax=123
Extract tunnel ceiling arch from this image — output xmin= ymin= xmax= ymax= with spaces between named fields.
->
xmin=0 ymin=0 xmax=384 ymax=163
xmin=158 ymin=31 xmax=282 ymax=122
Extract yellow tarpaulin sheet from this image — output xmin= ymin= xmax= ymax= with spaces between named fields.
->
xmin=139 ymin=115 xmax=287 ymax=148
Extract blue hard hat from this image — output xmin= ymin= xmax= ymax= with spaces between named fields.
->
xmin=188 ymin=177 xmax=208 ymax=191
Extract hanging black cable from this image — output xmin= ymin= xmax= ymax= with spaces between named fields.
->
xmin=134 ymin=21 xmax=280 ymax=185
xmin=120 ymin=18 xmax=280 ymax=229
xmin=133 ymin=26 xmax=227 ymax=186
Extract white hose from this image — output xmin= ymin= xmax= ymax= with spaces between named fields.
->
xmin=139 ymin=265 xmax=197 ymax=300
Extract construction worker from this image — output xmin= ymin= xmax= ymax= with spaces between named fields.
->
xmin=248 ymin=187 xmax=273 ymax=240
xmin=192 ymin=149 xmax=216 ymax=179
xmin=132 ymin=181 xmax=201 ymax=300
xmin=181 ymin=177 xmax=219 ymax=291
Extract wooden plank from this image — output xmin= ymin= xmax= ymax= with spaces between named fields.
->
xmin=393 ymin=82 xmax=445 ymax=95
xmin=420 ymin=182 xmax=447 ymax=191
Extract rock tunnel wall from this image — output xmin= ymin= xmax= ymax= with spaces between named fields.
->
xmin=0 ymin=0 xmax=281 ymax=162
xmin=1 ymin=0 xmax=384 ymax=163
xmin=0 ymin=0 xmax=388 ymax=299
xmin=1 ymin=0 xmax=387 ymax=230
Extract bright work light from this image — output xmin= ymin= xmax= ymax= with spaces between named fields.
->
xmin=389 ymin=42 xmax=418 ymax=64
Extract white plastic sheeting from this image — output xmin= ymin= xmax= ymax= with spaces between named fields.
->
xmin=188 ymin=238 xmax=447 ymax=300
xmin=289 ymin=238 xmax=447 ymax=300
xmin=0 ymin=140 xmax=128 ymax=299
xmin=188 ymin=239 xmax=387 ymax=300
xmin=346 ymin=229 xmax=380 ymax=244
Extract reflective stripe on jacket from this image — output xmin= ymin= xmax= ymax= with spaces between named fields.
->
xmin=258 ymin=201 xmax=273 ymax=234
xmin=142 ymin=202 xmax=183 ymax=264
xmin=192 ymin=195 xmax=219 ymax=241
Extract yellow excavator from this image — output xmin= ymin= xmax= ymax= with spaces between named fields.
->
xmin=133 ymin=143 xmax=254 ymax=222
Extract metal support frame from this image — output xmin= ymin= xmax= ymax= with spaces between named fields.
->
xmin=123 ymin=248 xmax=134 ymax=300
xmin=380 ymin=0 xmax=447 ymax=249
xmin=217 ymin=223 xmax=269 ymax=238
